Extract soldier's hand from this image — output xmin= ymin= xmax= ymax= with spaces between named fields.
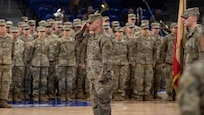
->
xmin=131 ymin=62 xmax=136 ymax=67
xmin=98 ymin=76 xmax=105 ymax=82
xmin=81 ymin=64 xmax=86 ymax=69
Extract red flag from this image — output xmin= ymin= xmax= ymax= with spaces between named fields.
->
xmin=172 ymin=0 xmax=186 ymax=93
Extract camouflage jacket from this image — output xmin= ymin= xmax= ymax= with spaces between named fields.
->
xmin=57 ymin=37 xmax=76 ymax=66
xmin=160 ymin=33 xmax=176 ymax=64
xmin=45 ymin=33 xmax=59 ymax=61
xmin=76 ymin=31 xmax=113 ymax=80
xmin=130 ymin=35 xmax=157 ymax=65
xmin=112 ymin=39 xmax=129 ymax=65
xmin=178 ymin=59 xmax=204 ymax=115
xmin=0 ymin=33 xmax=14 ymax=65
xmin=13 ymin=39 xmax=25 ymax=66
xmin=30 ymin=38 xmax=50 ymax=67
xmin=184 ymin=25 xmax=203 ymax=65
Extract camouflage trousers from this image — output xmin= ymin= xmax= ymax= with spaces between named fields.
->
xmin=89 ymin=78 xmax=113 ymax=115
xmin=23 ymin=63 xmax=32 ymax=94
xmin=76 ymin=66 xmax=86 ymax=92
xmin=0 ymin=65 xmax=11 ymax=100
xmin=113 ymin=65 xmax=129 ymax=93
xmin=152 ymin=63 xmax=163 ymax=92
xmin=165 ymin=64 xmax=174 ymax=96
xmin=32 ymin=67 xmax=48 ymax=95
xmin=47 ymin=61 xmax=57 ymax=94
xmin=136 ymin=64 xmax=153 ymax=96
xmin=58 ymin=66 xmax=76 ymax=94
xmin=10 ymin=66 xmax=24 ymax=94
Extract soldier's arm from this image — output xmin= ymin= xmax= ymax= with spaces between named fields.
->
xmin=129 ymin=38 xmax=137 ymax=65
xmin=153 ymin=40 xmax=157 ymax=65
xmin=99 ymin=37 xmax=113 ymax=81
xmin=177 ymin=66 xmax=200 ymax=115
xmin=159 ymin=36 xmax=168 ymax=63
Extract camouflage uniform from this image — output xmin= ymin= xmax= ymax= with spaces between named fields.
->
xmin=45 ymin=32 xmax=59 ymax=97
xmin=19 ymin=30 xmax=34 ymax=100
xmin=177 ymin=59 xmax=204 ymax=115
xmin=160 ymin=31 xmax=176 ymax=99
xmin=112 ymin=35 xmax=129 ymax=101
xmin=30 ymin=35 xmax=50 ymax=97
xmin=76 ymin=14 xmax=113 ymax=115
xmin=57 ymin=35 xmax=76 ymax=100
xmin=0 ymin=19 xmax=14 ymax=108
xmin=10 ymin=29 xmax=25 ymax=99
xmin=130 ymin=22 xmax=157 ymax=100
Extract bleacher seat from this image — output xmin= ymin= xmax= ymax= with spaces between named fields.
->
xmin=109 ymin=8 xmax=121 ymax=17
xmin=45 ymin=14 xmax=54 ymax=20
xmin=109 ymin=15 xmax=119 ymax=21
xmin=76 ymin=15 xmax=82 ymax=19
xmin=68 ymin=15 xmax=74 ymax=22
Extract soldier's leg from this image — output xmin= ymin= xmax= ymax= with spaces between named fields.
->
xmin=153 ymin=63 xmax=163 ymax=99
xmin=0 ymin=67 xmax=12 ymax=108
xmin=58 ymin=67 xmax=67 ymax=101
xmin=144 ymin=64 xmax=154 ymax=101
xmin=76 ymin=67 xmax=86 ymax=99
xmin=135 ymin=64 xmax=145 ymax=100
xmin=24 ymin=64 xmax=31 ymax=100
xmin=66 ymin=66 xmax=76 ymax=101
xmin=118 ymin=65 xmax=129 ymax=101
xmin=112 ymin=65 xmax=120 ymax=101
xmin=47 ymin=61 xmax=57 ymax=98
xmin=71 ymin=67 xmax=77 ymax=99
xmin=130 ymin=66 xmax=136 ymax=98
xmin=32 ymin=67 xmax=40 ymax=102
xmin=89 ymin=78 xmax=99 ymax=115
xmin=97 ymin=79 xmax=113 ymax=115
xmin=39 ymin=67 xmax=48 ymax=102
xmin=165 ymin=64 xmax=174 ymax=101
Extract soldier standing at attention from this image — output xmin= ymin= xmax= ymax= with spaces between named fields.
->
xmin=177 ymin=29 xmax=204 ymax=115
xmin=9 ymin=27 xmax=25 ymax=102
xmin=0 ymin=19 xmax=14 ymax=108
xmin=150 ymin=22 xmax=163 ymax=99
xmin=181 ymin=7 xmax=203 ymax=65
xmin=76 ymin=13 xmax=113 ymax=115
xmin=130 ymin=20 xmax=157 ymax=101
xmin=30 ymin=26 xmax=49 ymax=102
xmin=112 ymin=27 xmax=130 ymax=101
xmin=160 ymin=23 xmax=177 ymax=101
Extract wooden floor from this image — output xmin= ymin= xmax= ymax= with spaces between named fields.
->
xmin=0 ymin=94 xmax=180 ymax=115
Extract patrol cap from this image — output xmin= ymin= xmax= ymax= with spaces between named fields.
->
xmin=47 ymin=18 xmax=55 ymax=24
xmin=73 ymin=22 xmax=82 ymax=27
xmin=170 ymin=23 xmax=178 ymax=28
xmin=38 ymin=20 xmax=46 ymax=27
xmin=18 ymin=22 xmax=25 ymax=28
xmin=10 ymin=26 xmax=18 ymax=33
xmin=128 ymin=14 xmax=136 ymax=20
xmin=0 ymin=19 xmax=6 ymax=26
xmin=103 ymin=16 xmax=110 ymax=22
xmin=115 ymin=27 xmax=123 ymax=32
xmin=73 ymin=18 xmax=81 ymax=24
xmin=102 ymin=23 xmax=110 ymax=29
xmin=55 ymin=21 xmax=63 ymax=28
xmin=21 ymin=16 xmax=28 ymax=22
xmin=151 ymin=22 xmax=161 ymax=29
xmin=181 ymin=7 xmax=200 ymax=19
xmin=28 ymin=20 xmax=36 ymax=26
xmin=125 ymin=23 xmax=134 ymax=28
xmin=45 ymin=22 xmax=52 ymax=27
xmin=63 ymin=25 xmax=71 ymax=31
xmin=64 ymin=21 xmax=72 ymax=27
xmin=6 ymin=21 xmax=13 ymax=28
xmin=111 ymin=21 xmax=120 ymax=27
xmin=87 ymin=13 xmax=103 ymax=23
xmin=37 ymin=26 xmax=45 ymax=32
xmin=140 ymin=20 xmax=149 ymax=29
xmin=22 ymin=24 xmax=30 ymax=30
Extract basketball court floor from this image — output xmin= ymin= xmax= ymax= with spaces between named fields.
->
xmin=0 ymin=92 xmax=180 ymax=115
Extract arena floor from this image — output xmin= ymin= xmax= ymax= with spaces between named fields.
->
xmin=0 ymin=93 xmax=180 ymax=115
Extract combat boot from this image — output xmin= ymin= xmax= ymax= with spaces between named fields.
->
xmin=168 ymin=95 xmax=173 ymax=101
xmin=70 ymin=93 xmax=76 ymax=99
xmin=86 ymin=92 xmax=91 ymax=101
xmin=137 ymin=96 xmax=143 ymax=101
xmin=77 ymin=91 xmax=86 ymax=99
xmin=43 ymin=94 xmax=49 ymax=99
xmin=59 ymin=94 xmax=66 ymax=102
xmin=39 ymin=95 xmax=48 ymax=102
xmin=48 ymin=93 xmax=56 ymax=99
xmin=144 ymin=95 xmax=153 ymax=101
xmin=33 ymin=95 xmax=39 ymax=102
xmin=8 ymin=94 xmax=13 ymax=102
xmin=19 ymin=92 xmax=25 ymax=100
xmin=112 ymin=93 xmax=120 ymax=101
xmin=65 ymin=93 xmax=72 ymax=102
xmin=0 ymin=100 xmax=11 ymax=108
xmin=24 ymin=94 xmax=30 ymax=100
xmin=154 ymin=94 xmax=162 ymax=100
xmin=13 ymin=94 xmax=22 ymax=102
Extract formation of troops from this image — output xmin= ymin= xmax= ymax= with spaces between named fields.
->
xmin=0 ymin=6 xmax=203 ymax=115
